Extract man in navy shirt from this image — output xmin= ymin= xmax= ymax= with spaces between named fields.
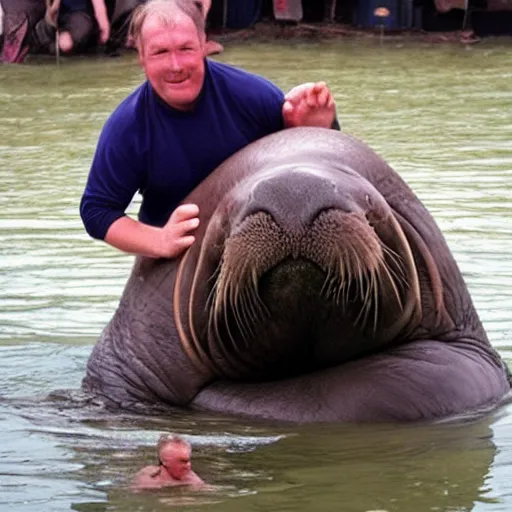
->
xmin=80 ymin=0 xmax=339 ymax=259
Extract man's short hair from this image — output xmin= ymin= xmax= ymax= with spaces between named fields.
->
xmin=128 ymin=0 xmax=206 ymax=49
xmin=157 ymin=433 xmax=191 ymax=456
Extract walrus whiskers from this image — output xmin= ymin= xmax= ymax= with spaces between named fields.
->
xmin=371 ymin=269 xmax=380 ymax=333
xmin=353 ymin=270 xmax=378 ymax=329
xmin=250 ymin=267 xmax=266 ymax=321
xmin=222 ymin=272 xmax=237 ymax=347
xmin=174 ymin=247 xmax=214 ymax=375
xmin=378 ymin=260 xmax=405 ymax=311
xmin=381 ymin=244 xmax=408 ymax=285
xmin=318 ymin=236 xmax=403 ymax=333
xmin=210 ymin=256 xmax=267 ymax=350
xmin=236 ymin=291 xmax=253 ymax=345
xmin=360 ymin=268 xmax=377 ymax=328
xmin=209 ymin=274 xmax=244 ymax=372
xmin=343 ymin=257 xmax=354 ymax=307
xmin=386 ymin=213 xmax=423 ymax=329
xmin=205 ymin=263 xmax=223 ymax=341
xmin=231 ymin=283 xmax=250 ymax=346
xmin=205 ymin=255 xmax=271 ymax=377
xmin=207 ymin=200 xmax=422 ymax=368
xmin=234 ymin=280 xmax=259 ymax=344
xmin=320 ymin=256 xmax=335 ymax=298
xmin=392 ymin=212 xmax=448 ymax=326
xmin=239 ymin=286 xmax=260 ymax=340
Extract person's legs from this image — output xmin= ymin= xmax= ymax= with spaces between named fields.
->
xmin=33 ymin=17 xmax=56 ymax=53
xmin=58 ymin=11 xmax=95 ymax=53
xmin=58 ymin=29 xmax=73 ymax=52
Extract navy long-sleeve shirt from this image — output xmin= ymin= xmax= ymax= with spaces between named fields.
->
xmin=80 ymin=59 xmax=285 ymax=240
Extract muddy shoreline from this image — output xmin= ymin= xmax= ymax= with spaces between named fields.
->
xmin=209 ymin=20 xmax=507 ymax=45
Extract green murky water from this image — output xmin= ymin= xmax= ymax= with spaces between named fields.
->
xmin=0 ymin=39 xmax=511 ymax=512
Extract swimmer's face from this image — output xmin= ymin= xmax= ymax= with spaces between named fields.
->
xmin=159 ymin=443 xmax=192 ymax=480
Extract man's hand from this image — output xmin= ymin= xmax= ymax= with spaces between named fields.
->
xmin=104 ymin=205 xmax=200 ymax=259
xmin=159 ymin=203 xmax=200 ymax=258
xmin=282 ymin=81 xmax=336 ymax=129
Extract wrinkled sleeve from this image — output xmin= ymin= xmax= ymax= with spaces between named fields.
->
xmin=80 ymin=115 xmax=145 ymax=240
xmin=260 ymin=80 xmax=286 ymax=134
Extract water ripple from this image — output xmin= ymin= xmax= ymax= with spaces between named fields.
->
xmin=0 ymin=40 xmax=511 ymax=512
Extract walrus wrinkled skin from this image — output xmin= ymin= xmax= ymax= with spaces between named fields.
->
xmin=83 ymin=127 xmax=511 ymax=422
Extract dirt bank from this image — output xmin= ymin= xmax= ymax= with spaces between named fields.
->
xmin=209 ymin=20 xmax=494 ymax=45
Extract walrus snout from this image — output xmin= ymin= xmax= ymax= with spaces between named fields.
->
xmin=180 ymin=157 xmax=422 ymax=378
xmin=243 ymin=169 xmax=375 ymax=233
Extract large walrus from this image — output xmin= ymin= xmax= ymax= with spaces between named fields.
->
xmin=83 ymin=127 xmax=511 ymax=422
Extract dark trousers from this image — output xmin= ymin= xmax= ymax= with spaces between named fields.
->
xmin=59 ymin=10 xmax=98 ymax=51
xmin=32 ymin=9 xmax=98 ymax=53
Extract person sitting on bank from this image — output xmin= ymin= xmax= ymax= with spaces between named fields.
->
xmin=34 ymin=0 xmax=110 ymax=54
xmin=131 ymin=434 xmax=204 ymax=491
xmin=80 ymin=0 xmax=339 ymax=259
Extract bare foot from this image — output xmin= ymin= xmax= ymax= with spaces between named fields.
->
xmin=460 ymin=30 xmax=481 ymax=44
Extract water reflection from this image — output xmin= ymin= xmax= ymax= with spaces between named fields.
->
xmin=0 ymin=39 xmax=511 ymax=511
xmin=3 ymin=393 xmax=511 ymax=512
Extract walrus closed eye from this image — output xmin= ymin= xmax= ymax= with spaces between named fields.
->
xmin=83 ymin=127 xmax=511 ymax=423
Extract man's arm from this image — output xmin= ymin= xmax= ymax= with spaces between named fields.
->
xmin=131 ymin=465 xmax=162 ymax=491
xmin=81 ymin=102 xmax=202 ymax=259
xmin=81 ymin=166 xmax=199 ymax=258
xmin=80 ymin=117 xmax=143 ymax=243
xmin=104 ymin=205 xmax=200 ymax=259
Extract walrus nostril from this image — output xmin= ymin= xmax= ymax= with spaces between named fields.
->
xmin=248 ymin=171 xmax=342 ymax=232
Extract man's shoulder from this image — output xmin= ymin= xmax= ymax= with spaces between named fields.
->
xmin=187 ymin=471 xmax=205 ymax=486
xmin=131 ymin=465 xmax=161 ymax=490
xmin=103 ymin=82 xmax=149 ymax=136
xmin=136 ymin=465 xmax=160 ymax=476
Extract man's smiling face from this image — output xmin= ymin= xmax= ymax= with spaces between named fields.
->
xmin=138 ymin=13 xmax=206 ymax=111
